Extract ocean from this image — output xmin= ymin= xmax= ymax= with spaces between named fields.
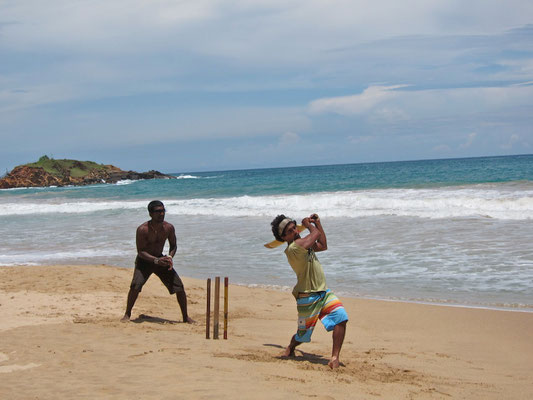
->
xmin=1 ymin=155 xmax=532 ymax=312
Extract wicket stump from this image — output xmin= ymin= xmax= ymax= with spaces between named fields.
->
xmin=206 ymin=276 xmax=228 ymax=339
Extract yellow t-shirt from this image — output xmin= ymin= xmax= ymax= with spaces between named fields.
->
xmin=284 ymin=241 xmax=327 ymax=298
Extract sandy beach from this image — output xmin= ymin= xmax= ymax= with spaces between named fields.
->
xmin=0 ymin=264 xmax=532 ymax=399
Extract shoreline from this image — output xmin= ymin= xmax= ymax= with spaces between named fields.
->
xmin=1 ymin=264 xmax=532 ymax=399
xmin=2 ymin=262 xmax=532 ymax=314
xmin=240 ymin=281 xmax=533 ymax=314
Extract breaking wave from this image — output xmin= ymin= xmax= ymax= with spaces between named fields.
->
xmin=2 ymin=186 xmax=532 ymax=220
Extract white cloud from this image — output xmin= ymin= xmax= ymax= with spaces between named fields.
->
xmin=433 ymin=144 xmax=452 ymax=153
xmin=279 ymin=131 xmax=301 ymax=146
xmin=460 ymin=132 xmax=477 ymax=149
xmin=308 ymin=85 xmax=409 ymax=116
xmin=500 ymin=134 xmax=521 ymax=150
xmin=3 ymin=1 xmax=532 ymax=58
xmin=2 ymin=2 xmax=532 ymax=109
xmin=308 ymin=84 xmax=533 ymax=123
xmin=1 ymin=1 xmax=217 ymax=52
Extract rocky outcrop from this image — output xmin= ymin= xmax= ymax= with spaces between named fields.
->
xmin=0 ymin=166 xmax=64 ymax=188
xmin=0 ymin=163 xmax=175 ymax=189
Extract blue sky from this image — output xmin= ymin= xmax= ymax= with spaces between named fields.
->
xmin=1 ymin=1 xmax=533 ymax=174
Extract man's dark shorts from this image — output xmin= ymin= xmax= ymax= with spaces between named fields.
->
xmin=130 ymin=256 xmax=184 ymax=294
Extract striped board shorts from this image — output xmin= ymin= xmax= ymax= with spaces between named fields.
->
xmin=295 ymin=289 xmax=348 ymax=343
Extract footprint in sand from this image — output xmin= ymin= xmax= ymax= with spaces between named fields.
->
xmin=0 ymin=352 xmax=40 ymax=373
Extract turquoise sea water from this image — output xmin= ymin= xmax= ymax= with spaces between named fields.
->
xmin=1 ymin=155 xmax=532 ymax=311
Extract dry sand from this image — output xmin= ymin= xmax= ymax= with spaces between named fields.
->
xmin=0 ymin=264 xmax=532 ymax=399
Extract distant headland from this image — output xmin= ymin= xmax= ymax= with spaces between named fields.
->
xmin=0 ymin=155 xmax=175 ymax=189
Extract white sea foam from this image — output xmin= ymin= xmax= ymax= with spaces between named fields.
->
xmin=0 ymin=248 xmax=130 ymax=266
xmin=0 ymin=200 xmax=149 ymax=216
xmin=2 ymin=187 xmax=531 ymax=219
xmin=174 ymin=174 xmax=222 ymax=179
xmin=115 ymin=179 xmax=136 ymax=185
xmin=1 ymin=205 xmax=532 ymax=310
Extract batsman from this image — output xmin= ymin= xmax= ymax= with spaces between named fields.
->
xmin=270 ymin=213 xmax=348 ymax=369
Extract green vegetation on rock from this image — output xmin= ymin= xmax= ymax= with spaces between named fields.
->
xmin=25 ymin=155 xmax=107 ymax=178
xmin=1 ymin=155 xmax=173 ymax=189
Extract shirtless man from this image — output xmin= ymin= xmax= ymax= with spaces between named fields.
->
xmin=121 ymin=200 xmax=194 ymax=323
xmin=270 ymin=213 xmax=348 ymax=368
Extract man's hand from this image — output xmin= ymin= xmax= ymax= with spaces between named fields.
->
xmin=157 ymin=255 xmax=174 ymax=270
xmin=299 ymin=213 xmax=327 ymax=252
xmin=301 ymin=217 xmax=311 ymax=228
xmin=303 ymin=214 xmax=320 ymax=227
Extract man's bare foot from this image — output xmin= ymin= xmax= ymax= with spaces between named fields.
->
xmin=281 ymin=346 xmax=295 ymax=357
xmin=120 ymin=314 xmax=131 ymax=322
xmin=328 ymin=356 xmax=340 ymax=369
xmin=184 ymin=316 xmax=196 ymax=324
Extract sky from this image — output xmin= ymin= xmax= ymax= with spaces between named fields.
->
xmin=1 ymin=1 xmax=533 ymax=174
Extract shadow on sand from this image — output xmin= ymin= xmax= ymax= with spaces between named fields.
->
xmin=263 ymin=343 xmax=336 ymax=367
xmin=131 ymin=314 xmax=179 ymax=325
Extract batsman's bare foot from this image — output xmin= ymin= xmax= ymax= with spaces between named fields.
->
xmin=120 ymin=314 xmax=131 ymax=322
xmin=281 ymin=346 xmax=295 ymax=357
xmin=328 ymin=356 xmax=340 ymax=369
xmin=184 ymin=316 xmax=196 ymax=324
